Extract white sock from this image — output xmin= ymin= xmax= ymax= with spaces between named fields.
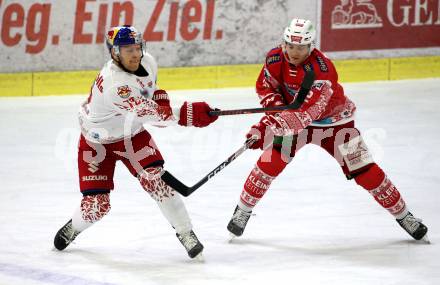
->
xmin=237 ymin=200 xmax=253 ymax=213
xmin=394 ymin=208 xmax=409 ymax=220
xmin=156 ymin=194 xmax=192 ymax=234
xmin=71 ymin=205 xmax=93 ymax=232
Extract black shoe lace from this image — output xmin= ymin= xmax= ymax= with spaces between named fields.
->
xmin=232 ymin=208 xmax=251 ymax=228
xmin=178 ymin=231 xmax=198 ymax=251
xmin=400 ymin=214 xmax=422 ymax=234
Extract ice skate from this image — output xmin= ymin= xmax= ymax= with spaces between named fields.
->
xmin=176 ymin=230 xmax=204 ymax=259
xmin=53 ymin=219 xmax=81 ymax=250
xmin=227 ymin=206 xmax=252 ymax=238
xmin=396 ymin=212 xmax=429 ymax=243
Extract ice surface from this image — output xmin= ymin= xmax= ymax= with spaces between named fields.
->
xmin=0 ymin=79 xmax=439 ymax=285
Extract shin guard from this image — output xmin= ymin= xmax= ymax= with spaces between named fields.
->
xmin=72 ymin=193 xmax=111 ymax=231
xmin=354 ymin=164 xmax=407 ymax=216
xmin=138 ymin=167 xmax=192 ymax=233
xmin=240 ymin=149 xmax=287 ymax=210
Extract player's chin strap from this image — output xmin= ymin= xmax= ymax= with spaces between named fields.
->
xmin=161 ymin=136 xmax=258 ymax=197
xmin=161 ymin=69 xmax=315 ymax=197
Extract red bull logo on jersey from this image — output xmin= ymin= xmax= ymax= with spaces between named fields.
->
xmin=117 ymin=85 xmax=132 ymax=98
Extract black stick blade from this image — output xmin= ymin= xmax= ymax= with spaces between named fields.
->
xmin=161 ymin=171 xmax=191 ymax=197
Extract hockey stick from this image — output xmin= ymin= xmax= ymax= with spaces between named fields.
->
xmin=161 ymin=137 xmax=258 ymax=197
xmin=208 ymin=68 xmax=315 ymax=116
xmin=162 ymin=68 xmax=315 ymax=196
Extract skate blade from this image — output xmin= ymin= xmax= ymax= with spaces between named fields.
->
xmin=228 ymin=233 xmax=238 ymax=242
xmin=419 ymin=234 xmax=431 ymax=244
xmin=193 ymin=252 xmax=205 ymax=262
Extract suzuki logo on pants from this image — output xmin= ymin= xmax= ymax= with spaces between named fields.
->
xmin=88 ymin=161 xmax=100 ymax=173
xmin=82 ymin=175 xmax=108 ymax=182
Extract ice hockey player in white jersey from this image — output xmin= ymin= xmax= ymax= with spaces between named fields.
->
xmin=53 ymin=25 xmax=218 ymax=259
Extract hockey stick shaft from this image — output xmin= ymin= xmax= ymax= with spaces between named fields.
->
xmin=161 ymin=137 xmax=258 ymax=197
xmin=162 ymin=68 xmax=315 ymax=196
xmin=208 ymin=68 xmax=315 ymax=116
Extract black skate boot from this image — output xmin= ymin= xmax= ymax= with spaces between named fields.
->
xmin=176 ymin=230 xmax=204 ymax=259
xmin=396 ymin=212 xmax=429 ymax=242
xmin=54 ymin=219 xmax=81 ymax=250
xmin=227 ymin=206 xmax=252 ymax=237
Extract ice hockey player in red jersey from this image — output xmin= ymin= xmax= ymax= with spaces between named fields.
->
xmin=53 ymin=25 xmax=218 ymax=259
xmin=226 ymin=18 xmax=429 ymax=242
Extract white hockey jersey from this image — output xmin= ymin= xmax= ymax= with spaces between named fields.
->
xmin=79 ymin=52 xmax=178 ymax=144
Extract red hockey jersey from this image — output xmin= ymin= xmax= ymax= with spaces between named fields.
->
xmin=256 ymin=46 xmax=356 ymax=127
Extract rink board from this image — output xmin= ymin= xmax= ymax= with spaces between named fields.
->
xmin=1 ymin=56 xmax=440 ymax=97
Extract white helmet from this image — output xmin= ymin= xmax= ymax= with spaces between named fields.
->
xmin=283 ymin=18 xmax=316 ymax=45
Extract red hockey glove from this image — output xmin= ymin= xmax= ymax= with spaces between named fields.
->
xmin=152 ymin=89 xmax=170 ymax=105
xmin=178 ymin=101 xmax=219 ymax=127
xmin=246 ymin=116 xmax=275 ymax=150
xmin=152 ymin=89 xmax=173 ymax=120
xmin=260 ymin=93 xmax=284 ymax=115
xmin=246 ymin=110 xmax=311 ymax=149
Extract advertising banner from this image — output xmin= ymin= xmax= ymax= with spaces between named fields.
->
xmin=2 ymin=0 xmax=439 ymax=73
xmin=0 ymin=0 xmax=317 ymax=72
xmin=321 ymin=0 xmax=440 ymax=52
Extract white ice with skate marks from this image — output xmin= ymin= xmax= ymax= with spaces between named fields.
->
xmin=0 ymin=78 xmax=439 ymax=285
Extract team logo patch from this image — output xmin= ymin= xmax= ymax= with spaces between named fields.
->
xmin=316 ymin=56 xmax=329 ymax=72
xmin=311 ymin=80 xmax=328 ymax=91
xmin=290 ymin=35 xmax=303 ymax=43
xmin=267 ymin=54 xmax=281 ymax=65
xmin=338 ymin=136 xmax=373 ymax=173
xmin=303 ymin=64 xmax=313 ymax=73
xmin=117 ymin=85 xmax=132 ymax=98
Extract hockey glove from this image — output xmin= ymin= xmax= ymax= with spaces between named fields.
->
xmin=247 ymin=110 xmax=311 ymax=149
xmin=246 ymin=116 xmax=275 ymax=150
xmin=259 ymin=93 xmax=285 ymax=115
xmin=152 ymin=89 xmax=173 ymax=120
xmin=178 ymin=101 xmax=219 ymax=127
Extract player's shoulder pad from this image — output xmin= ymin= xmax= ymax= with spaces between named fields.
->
xmin=311 ymin=49 xmax=331 ymax=73
xmin=265 ymin=46 xmax=283 ymax=66
xmin=100 ymin=60 xmax=125 ymax=94
xmin=105 ymin=68 xmax=138 ymax=99
xmin=142 ymin=51 xmax=158 ymax=77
